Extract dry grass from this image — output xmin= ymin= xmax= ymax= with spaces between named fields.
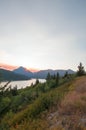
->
xmin=59 ymin=76 xmax=86 ymax=115
xmin=48 ymin=76 xmax=86 ymax=130
xmin=59 ymin=91 xmax=86 ymax=115
xmin=75 ymin=76 xmax=86 ymax=93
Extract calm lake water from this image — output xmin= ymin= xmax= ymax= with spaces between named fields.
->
xmin=0 ymin=79 xmax=46 ymax=89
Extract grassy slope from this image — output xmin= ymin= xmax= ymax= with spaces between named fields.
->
xmin=0 ymin=76 xmax=86 ymax=130
xmin=48 ymin=76 xmax=86 ymax=130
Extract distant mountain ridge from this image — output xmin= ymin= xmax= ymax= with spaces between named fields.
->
xmin=33 ymin=69 xmax=75 ymax=79
xmin=0 ymin=67 xmax=75 ymax=81
xmin=0 ymin=68 xmax=29 ymax=81
xmin=13 ymin=67 xmax=75 ymax=79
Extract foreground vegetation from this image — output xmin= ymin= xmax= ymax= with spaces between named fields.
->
xmin=0 ymin=63 xmax=86 ymax=130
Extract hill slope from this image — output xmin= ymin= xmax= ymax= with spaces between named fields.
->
xmin=47 ymin=76 xmax=86 ymax=130
xmin=0 ymin=76 xmax=86 ymax=130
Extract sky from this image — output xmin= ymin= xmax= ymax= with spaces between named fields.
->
xmin=0 ymin=0 xmax=86 ymax=71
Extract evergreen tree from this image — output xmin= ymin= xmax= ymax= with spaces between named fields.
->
xmin=35 ymin=79 xmax=39 ymax=85
xmin=53 ymin=74 xmax=56 ymax=79
xmin=56 ymin=72 xmax=59 ymax=85
xmin=64 ymin=71 xmax=68 ymax=78
xmin=11 ymin=86 xmax=18 ymax=96
xmin=46 ymin=72 xmax=51 ymax=80
xmin=0 ymin=71 xmax=3 ymax=82
xmin=77 ymin=62 xmax=85 ymax=76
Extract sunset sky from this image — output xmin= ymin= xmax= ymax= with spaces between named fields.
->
xmin=0 ymin=0 xmax=86 ymax=71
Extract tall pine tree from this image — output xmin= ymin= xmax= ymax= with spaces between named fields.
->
xmin=77 ymin=62 xmax=85 ymax=76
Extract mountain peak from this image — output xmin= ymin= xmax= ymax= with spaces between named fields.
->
xmin=17 ymin=66 xmax=26 ymax=70
xmin=13 ymin=66 xmax=33 ymax=78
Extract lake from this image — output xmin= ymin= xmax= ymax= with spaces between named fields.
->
xmin=0 ymin=79 xmax=46 ymax=89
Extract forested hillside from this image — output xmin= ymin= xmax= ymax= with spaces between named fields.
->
xmin=0 ymin=68 xmax=29 ymax=81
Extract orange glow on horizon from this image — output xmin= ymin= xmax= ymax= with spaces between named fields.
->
xmin=0 ymin=63 xmax=39 ymax=72
xmin=27 ymin=68 xmax=39 ymax=72
xmin=0 ymin=63 xmax=18 ymax=71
